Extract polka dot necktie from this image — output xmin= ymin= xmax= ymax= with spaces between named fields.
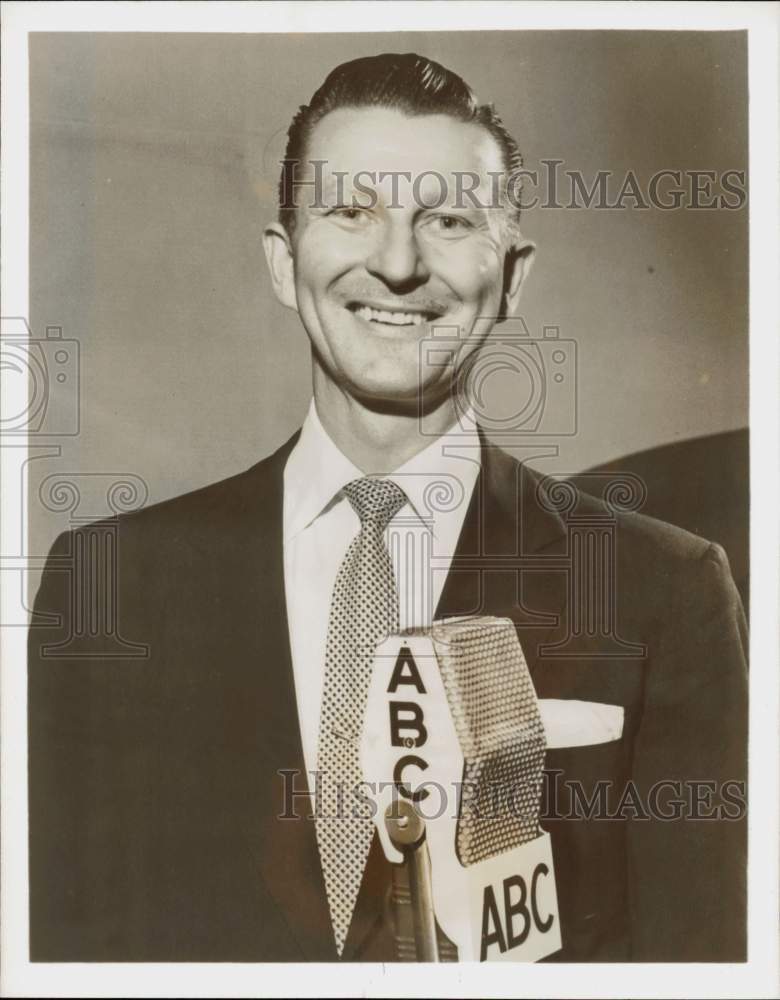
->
xmin=315 ymin=476 xmax=407 ymax=956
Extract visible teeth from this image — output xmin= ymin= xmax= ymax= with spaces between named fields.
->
xmin=354 ymin=305 xmax=427 ymax=326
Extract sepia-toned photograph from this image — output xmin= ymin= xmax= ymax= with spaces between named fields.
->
xmin=2 ymin=3 xmax=778 ymax=998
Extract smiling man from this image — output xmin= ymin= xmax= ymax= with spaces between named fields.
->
xmin=28 ymin=53 xmax=747 ymax=965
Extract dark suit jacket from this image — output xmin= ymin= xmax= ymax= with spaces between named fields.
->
xmin=27 ymin=431 xmax=748 ymax=962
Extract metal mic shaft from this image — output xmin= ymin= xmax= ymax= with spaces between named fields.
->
xmin=384 ymin=801 xmax=440 ymax=962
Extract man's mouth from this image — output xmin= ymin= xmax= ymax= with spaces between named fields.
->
xmin=347 ymin=302 xmax=441 ymax=327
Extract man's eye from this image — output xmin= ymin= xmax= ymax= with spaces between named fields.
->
xmin=424 ymin=214 xmax=473 ymax=236
xmin=329 ymin=207 xmax=370 ymax=223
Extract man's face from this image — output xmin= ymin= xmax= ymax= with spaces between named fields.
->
xmin=264 ymin=107 xmax=532 ymax=409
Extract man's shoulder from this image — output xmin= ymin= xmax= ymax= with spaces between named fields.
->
xmin=577 ymin=484 xmax=714 ymax=564
xmin=46 ymin=431 xmax=300 ymax=560
xmin=554 ymin=460 xmax=741 ymax=621
xmin=124 ymin=433 xmax=296 ymax=526
xmin=492 ymin=442 xmax=716 ymax=566
xmin=489 ymin=445 xmax=744 ymax=638
xmin=489 ymin=442 xmax=741 ymax=632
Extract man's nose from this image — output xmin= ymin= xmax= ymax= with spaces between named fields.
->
xmin=364 ymin=221 xmax=430 ymax=290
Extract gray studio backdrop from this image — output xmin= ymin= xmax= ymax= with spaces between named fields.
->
xmin=27 ymin=31 xmax=747 ymax=573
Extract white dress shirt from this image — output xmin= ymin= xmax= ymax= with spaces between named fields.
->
xmin=283 ymin=400 xmax=482 ymax=781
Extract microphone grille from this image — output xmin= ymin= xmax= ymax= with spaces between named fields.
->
xmin=431 ymin=616 xmax=546 ymax=866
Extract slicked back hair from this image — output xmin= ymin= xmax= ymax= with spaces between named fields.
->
xmin=278 ymin=52 xmax=524 ymax=238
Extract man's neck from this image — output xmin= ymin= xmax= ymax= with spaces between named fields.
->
xmin=312 ymin=377 xmax=459 ymax=475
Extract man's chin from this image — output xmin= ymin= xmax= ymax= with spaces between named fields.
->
xmin=344 ymin=377 xmax=452 ymax=418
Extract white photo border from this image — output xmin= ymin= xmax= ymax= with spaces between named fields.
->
xmin=2 ymin=3 xmax=777 ymax=998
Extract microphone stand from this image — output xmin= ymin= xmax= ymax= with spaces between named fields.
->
xmin=384 ymin=800 xmax=440 ymax=962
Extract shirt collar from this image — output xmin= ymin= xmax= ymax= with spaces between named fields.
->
xmin=283 ymin=400 xmax=362 ymax=543
xmin=386 ymin=409 xmax=481 ymax=534
xmin=283 ymin=398 xmax=481 ymax=543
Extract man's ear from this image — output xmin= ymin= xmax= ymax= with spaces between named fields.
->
xmin=499 ymin=237 xmax=536 ymax=320
xmin=262 ymin=222 xmax=298 ymax=312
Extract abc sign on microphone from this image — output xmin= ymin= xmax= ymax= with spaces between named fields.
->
xmin=361 ymin=620 xmax=562 ymax=963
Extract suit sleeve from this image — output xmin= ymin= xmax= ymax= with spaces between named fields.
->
xmin=627 ymin=541 xmax=748 ymax=960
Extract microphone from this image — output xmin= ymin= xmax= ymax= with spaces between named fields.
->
xmin=361 ymin=615 xmax=562 ymax=962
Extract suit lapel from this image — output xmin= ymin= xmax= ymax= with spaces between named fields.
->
xmin=436 ymin=436 xmax=569 ymax=685
xmin=237 ymin=432 xmax=337 ymax=961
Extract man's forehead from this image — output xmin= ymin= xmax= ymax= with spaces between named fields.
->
xmin=301 ymin=106 xmax=506 ymax=181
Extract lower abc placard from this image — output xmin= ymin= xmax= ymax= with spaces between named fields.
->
xmin=469 ymin=831 xmax=561 ymax=962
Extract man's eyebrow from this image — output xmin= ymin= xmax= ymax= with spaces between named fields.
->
xmin=317 ymin=173 xmax=379 ymax=195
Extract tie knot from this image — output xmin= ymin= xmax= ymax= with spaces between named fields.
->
xmin=342 ymin=477 xmax=407 ymax=527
